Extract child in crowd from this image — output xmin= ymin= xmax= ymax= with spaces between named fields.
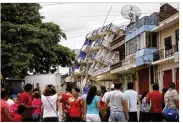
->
xmin=32 ymin=91 xmax=43 ymax=122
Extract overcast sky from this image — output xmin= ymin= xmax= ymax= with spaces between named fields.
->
xmin=39 ymin=2 xmax=178 ymax=74
xmin=40 ymin=2 xmax=178 ymax=50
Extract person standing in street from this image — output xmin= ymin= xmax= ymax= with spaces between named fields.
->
xmin=104 ymin=82 xmax=129 ymax=122
xmin=32 ymin=91 xmax=43 ymax=122
xmin=18 ymin=83 xmax=35 ymax=122
xmin=146 ymin=83 xmax=163 ymax=122
xmin=67 ymin=87 xmax=85 ymax=122
xmin=124 ymin=82 xmax=138 ymax=122
xmin=139 ymin=91 xmax=151 ymax=122
xmin=41 ymin=84 xmax=59 ymax=122
xmin=60 ymin=85 xmax=72 ymax=121
xmin=1 ymin=89 xmax=13 ymax=122
xmin=164 ymin=82 xmax=179 ymax=122
xmin=84 ymin=86 xmax=101 ymax=122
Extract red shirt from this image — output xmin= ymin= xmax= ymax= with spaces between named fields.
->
xmin=68 ymin=97 xmax=82 ymax=117
xmin=13 ymin=114 xmax=22 ymax=122
xmin=146 ymin=91 xmax=163 ymax=113
xmin=0 ymin=99 xmax=10 ymax=122
xmin=18 ymin=92 xmax=33 ymax=119
xmin=31 ymin=99 xmax=43 ymax=114
xmin=61 ymin=93 xmax=72 ymax=111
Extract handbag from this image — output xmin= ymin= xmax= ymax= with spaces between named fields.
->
xmin=162 ymin=105 xmax=179 ymax=120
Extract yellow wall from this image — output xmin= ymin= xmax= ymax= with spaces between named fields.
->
xmin=159 ymin=22 xmax=179 ymax=49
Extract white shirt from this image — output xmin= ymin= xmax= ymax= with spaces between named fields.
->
xmin=7 ymin=99 xmax=15 ymax=107
xmin=102 ymin=92 xmax=110 ymax=103
xmin=102 ymin=92 xmax=110 ymax=106
xmin=108 ymin=90 xmax=126 ymax=112
xmin=41 ymin=94 xmax=58 ymax=118
xmin=124 ymin=89 xmax=138 ymax=112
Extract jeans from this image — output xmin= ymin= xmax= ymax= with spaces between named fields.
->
xmin=86 ymin=114 xmax=101 ymax=122
xmin=33 ymin=114 xmax=40 ymax=122
xmin=110 ymin=111 xmax=127 ymax=122
xmin=43 ymin=117 xmax=59 ymax=122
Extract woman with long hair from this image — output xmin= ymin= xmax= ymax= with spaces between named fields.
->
xmin=41 ymin=84 xmax=59 ymax=122
xmin=139 ymin=91 xmax=151 ymax=122
xmin=84 ymin=86 xmax=101 ymax=122
xmin=67 ymin=87 xmax=85 ymax=122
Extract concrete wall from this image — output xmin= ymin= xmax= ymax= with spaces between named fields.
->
xmin=159 ymin=22 xmax=179 ymax=49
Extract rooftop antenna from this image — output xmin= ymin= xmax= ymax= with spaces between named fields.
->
xmin=121 ymin=5 xmax=141 ymax=23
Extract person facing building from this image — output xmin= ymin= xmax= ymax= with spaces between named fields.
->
xmin=146 ymin=83 xmax=163 ymax=122
xmin=164 ymin=82 xmax=179 ymax=122
xmin=124 ymin=82 xmax=138 ymax=122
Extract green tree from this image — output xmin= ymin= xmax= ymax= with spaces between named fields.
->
xmin=1 ymin=3 xmax=75 ymax=79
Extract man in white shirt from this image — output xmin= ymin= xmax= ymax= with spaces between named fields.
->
xmin=104 ymin=83 xmax=129 ymax=122
xmin=124 ymin=82 xmax=138 ymax=122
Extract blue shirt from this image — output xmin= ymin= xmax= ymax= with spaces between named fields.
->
xmin=87 ymin=95 xmax=100 ymax=114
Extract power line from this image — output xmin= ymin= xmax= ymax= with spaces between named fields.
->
xmin=66 ymin=23 xmax=127 ymax=36
xmin=64 ymin=22 xmax=127 ymax=36
xmin=42 ymin=12 xmax=153 ymax=18
xmin=62 ymin=19 xmax=129 ymax=32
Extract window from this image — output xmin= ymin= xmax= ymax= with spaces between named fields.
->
xmin=154 ymin=65 xmax=158 ymax=83
xmin=175 ymin=29 xmax=179 ymax=51
xmin=126 ymin=38 xmax=137 ymax=56
xmin=146 ymin=32 xmax=157 ymax=47
xmin=164 ymin=36 xmax=172 ymax=50
xmin=175 ymin=29 xmax=179 ymax=41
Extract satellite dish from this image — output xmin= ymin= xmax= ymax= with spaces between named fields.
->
xmin=121 ymin=5 xmax=141 ymax=22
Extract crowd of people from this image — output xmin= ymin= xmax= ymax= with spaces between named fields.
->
xmin=0 ymin=81 xmax=179 ymax=122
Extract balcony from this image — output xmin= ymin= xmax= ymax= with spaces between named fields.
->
xmin=136 ymin=48 xmax=158 ymax=66
xmin=86 ymin=23 xmax=120 ymax=41
xmin=81 ymin=45 xmax=88 ymax=52
xmin=110 ymin=35 xmax=125 ymax=51
xmin=152 ymin=44 xmax=178 ymax=64
xmin=110 ymin=60 xmax=123 ymax=70
xmin=92 ymin=67 xmax=110 ymax=77
xmin=89 ymin=45 xmax=102 ymax=52
xmin=93 ymin=54 xmax=111 ymax=66
xmin=110 ymin=54 xmax=136 ymax=74
xmin=101 ymin=40 xmax=110 ymax=49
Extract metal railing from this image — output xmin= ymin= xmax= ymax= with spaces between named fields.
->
xmin=110 ymin=35 xmax=125 ymax=46
xmin=110 ymin=54 xmax=136 ymax=70
xmin=86 ymin=23 xmax=120 ymax=38
xmin=153 ymin=44 xmax=178 ymax=62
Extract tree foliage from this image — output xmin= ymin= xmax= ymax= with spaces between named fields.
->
xmin=1 ymin=3 xmax=76 ymax=79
